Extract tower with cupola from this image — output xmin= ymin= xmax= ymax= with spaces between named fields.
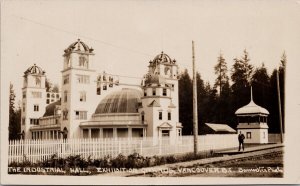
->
xmin=21 ymin=64 xmax=47 ymax=139
xmin=61 ymin=39 xmax=98 ymax=138
xmin=140 ymin=51 xmax=182 ymax=144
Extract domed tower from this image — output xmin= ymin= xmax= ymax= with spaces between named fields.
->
xmin=21 ymin=64 xmax=47 ymax=139
xmin=141 ymin=52 xmax=182 ymax=144
xmin=235 ymin=87 xmax=269 ymax=144
xmin=61 ymin=39 xmax=98 ymax=138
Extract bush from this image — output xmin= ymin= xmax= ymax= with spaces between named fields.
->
xmin=8 ymin=150 xmax=219 ymax=175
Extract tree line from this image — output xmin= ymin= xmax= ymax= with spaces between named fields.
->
xmin=179 ymin=49 xmax=285 ymax=135
xmin=8 ymin=78 xmax=59 ymax=140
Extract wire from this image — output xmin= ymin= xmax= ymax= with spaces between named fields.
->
xmin=11 ymin=15 xmax=153 ymax=57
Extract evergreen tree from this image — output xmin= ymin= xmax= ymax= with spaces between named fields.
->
xmin=196 ymin=72 xmax=206 ymax=134
xmin=231 ymin=49 xmax=253 ymax=127
xmin=46 ymin=78 xmax=59 ymax=93
xmin=178 ymin=69 xmax=193 ymax=135
xmin=269 ymin=52 xmax=286 ymax=133
xmin=213 ymin=53 xmax=232 ymax=126
xmin=9 ymin=83 xmax=20 ymax=140
xmin=251 ymin=63 xmax=271 ymax=110
xmin=214 ymin=53 xmax=229 ymax=96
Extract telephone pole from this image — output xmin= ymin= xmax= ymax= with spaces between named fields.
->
xmin=192 ymin=41 xmax=198 ymax=156
xmin=276 ymin=69 xmax=284 ymax=143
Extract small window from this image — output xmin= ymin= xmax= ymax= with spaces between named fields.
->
xmin=30 ymin=118 xmax=39 ymax=125
xmin=23 ymin=92 xmax=26 ymax=99
xmin=162 ymin=130 xmax=169 ymax=137
xmin=63 ymin=75 xmax=69 ymax=84
xmin=141 ymin=114 xmax=145 ymax=122
xmin=75 ymin=111 xmax=87 ymax=120
xmin=103 ymin=85 xmax=107 ymax=90
xmin=159 ymin=112 xmax=162 ymax=120
xmin=163 ymin=88 xmax=167 ymax=96
xmin=246 ymin=132 xmax=251 ymax=139
xmin=35 ymin=77 xmax=41 ymax=87
xmin=153 ymin=88 xmax=156 ymax=96
xmin=97 ymin=87 xmax=101 ymax=95
xmin=80 ymin=91 xmax=86 ymax=102
xmin=63 ymin=109 xmax=68 ymax=120
xmin=79 ymin=56 xmax=88 ymax=68
xmin=144 ymin=90 xmax=147 ymax=96
xmin=168 ymin=112 xmax=171 ymax=120
xmin=22 ymin=103 xmax=25 ymax=112
xmin=177 ymin=129 xmax=181 ymax=136
xmin=46 ymin=99 xmax=50 ymax=104
xmin=32 ymin=91 xmax=42 ymax=98
xmin=64 ymin=91 xmax=68 ymax=102
xmin=47 ymin=93 xmax=50 ymax=98
xmin=22 ymin=117 xmax=25 ymax=125
xmin=76 ymin=75 xmax=90 ymax=84
xmin=34 ymin=104 xmax=39 ymax=112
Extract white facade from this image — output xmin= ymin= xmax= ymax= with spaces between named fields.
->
xmin=21 ymin=39 xmax=182 ymax=142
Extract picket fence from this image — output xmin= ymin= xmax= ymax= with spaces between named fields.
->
xmin=8 ymin=134 xmax=238 ymax=163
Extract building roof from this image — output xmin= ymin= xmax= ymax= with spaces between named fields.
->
xmin=158 ymin=122 xmax=173 ymax=128
xmin=43 ymin=100 xmax=61 ymax=117
xmin=235 ymin=87 xmax=269 ymax=115
xmin=95 ymin=88 xmax=142 ymax=114
xmin=148 ymin=100 xmax=161 ymax=107
xmin=24 ymin=64 xmax=45 ymax=75
xmin=205 ymin=123 xmax=236 ymax=133
xmin=151 ymin=51 xmax=176 ymax=65
xmin=64 ymin=39 xmax=94 ymax=54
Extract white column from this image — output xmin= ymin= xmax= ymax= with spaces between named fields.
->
xmin=99 ymin=128 xmax=103 ymax=138
xmin=88 ymin=128 xmax=92 ymax=139
xmin=128 ymin=128 xmax=132 ymax=139
xmin=113 ymin=128 xmax=117 ymax=139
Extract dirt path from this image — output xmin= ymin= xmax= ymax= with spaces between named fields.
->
xmin=97 ymin=146 xmax=283 ymax=177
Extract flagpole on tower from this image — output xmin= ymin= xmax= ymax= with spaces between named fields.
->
xmin=192 ymin=41 xmax=198 ymax=156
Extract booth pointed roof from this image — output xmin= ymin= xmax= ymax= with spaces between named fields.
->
xmin=235 ymin=87 xmax=269 ymax=115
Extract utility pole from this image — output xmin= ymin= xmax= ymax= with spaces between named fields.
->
xmin=276 ymin=69 xmax=284 ymax=143
xmin=192 ymin=41 xmax=198 ymax=156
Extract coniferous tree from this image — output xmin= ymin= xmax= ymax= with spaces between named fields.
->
xmin=178 ymin=69 xmax=193 ymax=135
xmin=213 ymin=53 xmax=232 ymax=125
xmin=196 ymin=72 xmax=206 ymax=134
xmin=269 ymin=52 xmax=286 ymax=133
xmin=251 ymin=63 xmax=271 ymax=110
xmin=231 ymin=49 xmax=253 ymax=127
xmin=9 ymin=83 xmax=20 ymax=140
xmin=214 ymin=53 xmax=229 ymax=96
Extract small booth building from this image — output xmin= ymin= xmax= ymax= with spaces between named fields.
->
xmin=235 ymin=88 xmax=269 ymax=144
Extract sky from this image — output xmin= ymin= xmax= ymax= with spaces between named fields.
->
xmin=2 ymin=0 xmax=300 ymax=104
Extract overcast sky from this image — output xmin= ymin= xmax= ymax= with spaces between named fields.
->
xmin=2 ymin=0 xmax=300 ymax=104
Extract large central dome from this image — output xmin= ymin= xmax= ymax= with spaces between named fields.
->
xmin=95 ymin=88 xmax=142 ymax=114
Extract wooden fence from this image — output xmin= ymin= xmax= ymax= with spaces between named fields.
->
xmin=8 ymin=134 xmax=238 ymax=163
xmin=268 ymin=133 xmax=283 ymax=143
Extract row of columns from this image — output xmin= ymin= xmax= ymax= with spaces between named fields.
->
xmin=81 ymin=127 xmax=147 ymax=139
xmin=32 ymin=130 xmax=61 ymax=140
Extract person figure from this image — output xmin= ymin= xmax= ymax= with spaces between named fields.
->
xmin=238 ymin=131 xmax=245 ymax=151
